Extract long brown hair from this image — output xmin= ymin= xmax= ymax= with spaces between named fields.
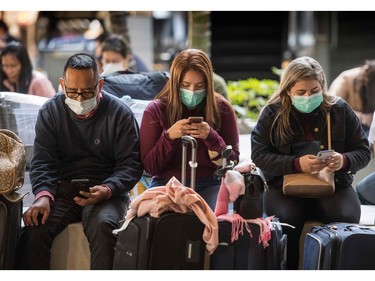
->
xmin=155 ymin=49 xmax=221 ymax=129
xmin=266 ymin=56 xmax=337 ymax=144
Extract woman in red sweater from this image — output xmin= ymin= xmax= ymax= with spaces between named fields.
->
xmin=140 ymin=49 xmax=239 ymax=210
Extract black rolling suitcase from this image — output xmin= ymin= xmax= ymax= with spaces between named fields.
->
xmin=0 ymin=192 xmax=28 ymax=269
xmin=303 ymin=222 xmax=375 ymax=270
xmin=113 ymin=135 xmax=207 ymax=270
xmin=210 ymin=218 xmax=287 ymax=270
xmin=211 ymin=151 xmax=287 ymax=270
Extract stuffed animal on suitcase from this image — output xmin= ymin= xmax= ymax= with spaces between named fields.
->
xmin=112 ymin=135 xmax=218 ymax=269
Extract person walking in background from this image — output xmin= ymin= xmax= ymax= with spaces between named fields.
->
xmin=20 ymin=53 xmax=142 ymax=269
xmin=140 ymin=48 xmax=239 ymax=210
xmin=329 ymin=59 xmax=375 ymax=135
xmin=251 ymin=56 xmax=371 ymax=269
xmin=0 ymin=41 xmax=55 ymax=97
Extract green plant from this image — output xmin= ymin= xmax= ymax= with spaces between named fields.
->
xmin=227 ymin=77 xmax=279 ymax=120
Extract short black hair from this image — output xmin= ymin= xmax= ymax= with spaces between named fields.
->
xmin=63 ymin=53 xmax=98 ymax=79
xmin=102 ymin=34 xmax=132 ymax=58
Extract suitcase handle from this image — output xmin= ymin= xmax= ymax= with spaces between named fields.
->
xmin=213 ymin=145 xmax=235 ymax=180
xmin=181 ymin=135 xmax=198 ymax=189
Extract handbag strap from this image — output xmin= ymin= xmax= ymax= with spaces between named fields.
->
xmin=327 ymin=112 xmax=331 ymax=150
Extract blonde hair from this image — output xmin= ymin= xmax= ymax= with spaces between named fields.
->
xmin=266 ymin=56 xmax=337 ymax=144
xmin=155 ymin=49 xmax=221 ymax=129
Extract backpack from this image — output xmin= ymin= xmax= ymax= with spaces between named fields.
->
xmin=101 ymin=70 xmax=169 ymax=100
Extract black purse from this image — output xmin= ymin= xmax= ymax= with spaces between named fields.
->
xmin=234 ymin=167 xmax=268 ymax=219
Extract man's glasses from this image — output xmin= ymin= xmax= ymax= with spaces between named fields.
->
xmin=64 ymin=82 xmax=99 ymax=99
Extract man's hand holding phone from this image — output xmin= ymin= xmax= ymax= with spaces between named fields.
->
xmin=71 ymin=179 xmax=90 ymax=199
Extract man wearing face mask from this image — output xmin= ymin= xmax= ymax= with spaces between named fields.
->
xmin=140 ymin=49 xmax=239 ymax=210
xmin=20 ymin=53 xmax=143 ymax=270
xmin=100 ymin=34 xmax=149 ymax=75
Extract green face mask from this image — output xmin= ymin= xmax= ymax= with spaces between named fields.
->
xmin=179 ymin=88 xmax=206 ymax=109
xmin=292 ymin=92 xmax=323 ymax=113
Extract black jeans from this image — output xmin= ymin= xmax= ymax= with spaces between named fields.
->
xmin=20 ymin=181 xmax=128 ymax=270
xmin=264 ymin=185 xmax=361 ymax=270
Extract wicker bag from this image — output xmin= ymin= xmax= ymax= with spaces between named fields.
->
xmin=283 ymin=113 xmax=335 ymax=198
xmin=0 ymin=129 xmax=26 ymax=195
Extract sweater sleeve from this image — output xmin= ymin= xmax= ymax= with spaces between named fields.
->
xmin=29 ymin=72 xmax=56 ymax=98
xmin=140 ymin=101 xmax=181 ymax=176
xmin=251 ymin=105 xmax=296 ymax=177
xmin=30 ymin=108 xmax=61 ymax=196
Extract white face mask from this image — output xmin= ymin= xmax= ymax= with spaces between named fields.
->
xmin=65 ymin=96 xmax=98 ymax=116
xmin=102 ymin=62 xmax=124 ymax=75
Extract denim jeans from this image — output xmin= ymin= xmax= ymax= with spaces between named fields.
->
xmin=356 ymin=172 xmax=375 ymax=205
xmin=150 ymin=177 xmax=221 ymax=211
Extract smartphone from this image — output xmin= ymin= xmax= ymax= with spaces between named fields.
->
xmin=71 ymin=179 xmax=90 ymax=198
xmin=317 ymin=149 xmax=334 ymax=160
xmin=188 ymin=116 xmax=203 ymax=123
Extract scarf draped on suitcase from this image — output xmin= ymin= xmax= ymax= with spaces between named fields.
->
xmin=214 ymin=164 xmax=273 ymax=248
xmin=113 ymin=177 xmax=219 ymax=254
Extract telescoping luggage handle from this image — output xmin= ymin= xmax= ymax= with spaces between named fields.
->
xmin=181 ymin=135 xmax=198 ymax=190
xmin=213 ymin=145 xmax=235 ymax=180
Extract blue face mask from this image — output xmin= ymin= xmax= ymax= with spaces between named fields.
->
xmin=179 ymin=88 xmax=206 ymax=109
xmin=292 ymin=92 xmax=323 ymax=113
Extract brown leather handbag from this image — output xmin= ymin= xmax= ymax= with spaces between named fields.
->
xmin=282 ymin=113 xmax=335 ymax=198
xmin=0 ymin=129 xmax=26 ymax=195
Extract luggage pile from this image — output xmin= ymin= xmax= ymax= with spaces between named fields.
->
xmin=0 ymin=129 xmax=28 ymax=269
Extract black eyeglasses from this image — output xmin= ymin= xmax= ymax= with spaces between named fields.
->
xmin=64 ymin=82 xmax=99 ymax=99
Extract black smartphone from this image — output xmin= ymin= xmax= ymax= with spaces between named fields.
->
xmin=71 ymin=179 xmax=90 ymax=198
xmin=188 ymin=116 xmax=203 ymax=123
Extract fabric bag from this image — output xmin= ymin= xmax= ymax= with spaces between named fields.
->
xmin=0 ymin=129 xmax=26 ymax=195
xmin=234 ymin=167 xmax=268 ymax=219
xmin=101 ymin=70 xmax=169 ymax=100
xmin=282 ymin=113 xmax=335 ymax=198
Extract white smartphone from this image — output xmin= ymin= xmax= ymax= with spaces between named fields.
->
xmin=317 ymin=149 xmax=334 ymax=160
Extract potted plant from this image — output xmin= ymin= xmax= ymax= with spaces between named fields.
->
xmin=227 ymin=77 xmax=279 ymax=134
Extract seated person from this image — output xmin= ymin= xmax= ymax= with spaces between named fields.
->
xmin=20 ymin=53 xmax=142 ymax=269
xmin=329 ymin=60 xmax=375 ymax=135
xmin=356 ymin=110 xmax=375 ymax=205
xmin=0 ymin=41 xmax=55 ymax=97
xmin=98 ymin=33 xmax=148 ymax=74
xmin=140 ymin=48 xmax=239 ymax=210
xmin=251 ymin=56 xmax=371 ymax=269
